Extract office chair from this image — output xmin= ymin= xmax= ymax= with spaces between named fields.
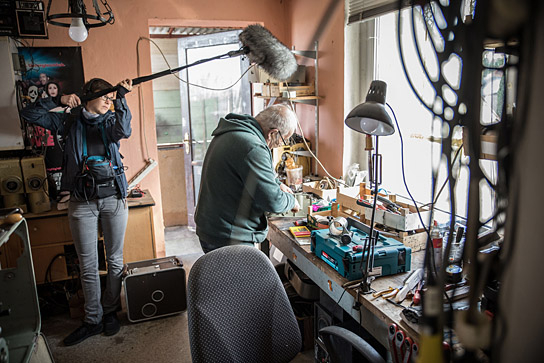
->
xmin=187 ymin=245 xmax=302 ymax=363
xmin=319 ymin=325 xmax=385 ymax=363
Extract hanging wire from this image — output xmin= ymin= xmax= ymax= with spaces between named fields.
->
xmin=282 ymin=84 xmax=346 ymax=186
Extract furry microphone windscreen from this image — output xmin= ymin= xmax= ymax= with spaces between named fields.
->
xmin=239 ymin=24 xmax=298 ymax=81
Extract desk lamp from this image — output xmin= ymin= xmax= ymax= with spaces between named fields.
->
xmin=345 ymin=80 xmax=395 ymax=293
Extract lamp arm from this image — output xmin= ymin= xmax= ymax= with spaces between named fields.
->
xmin=360 ymin=136 xmax=380 ymax=293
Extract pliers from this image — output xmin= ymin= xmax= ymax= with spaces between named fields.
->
xmin=372 ymin=286 xmax=401 ymax=300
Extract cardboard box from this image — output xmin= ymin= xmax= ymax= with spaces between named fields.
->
xmin=364 ymin=201 xmax=431 ymax=232
xmin=302 ymin=182 xmax=337 ymax=200
xmin=248 ymin=65 xmax=306 ymax=84
xmin=302 ymin=183 xmax=359 ymax=202
xmin=263 ymin=82 xmax=315 ymax=98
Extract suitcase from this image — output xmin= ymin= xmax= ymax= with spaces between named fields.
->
xmin=123 ymin=256 xmax=187 ymax=322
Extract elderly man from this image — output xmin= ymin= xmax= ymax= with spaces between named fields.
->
xmin=195 ymin=104 xmax=300 ymax=253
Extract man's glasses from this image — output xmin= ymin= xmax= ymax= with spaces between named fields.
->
xmin=101 ymin=95 xmax=115 ymax=103
xmin=278 ymin=132 xmax=289 ymax=147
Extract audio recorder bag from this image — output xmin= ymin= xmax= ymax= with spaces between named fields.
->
xmin=123 ymin=256 xmax=187 ymax=323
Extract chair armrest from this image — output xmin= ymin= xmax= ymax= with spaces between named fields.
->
xmin=319 ymin=325 xmax=385 ymax=363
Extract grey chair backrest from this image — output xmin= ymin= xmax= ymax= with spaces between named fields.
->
xmin=187 ymin=245 xmax=302 ymax=363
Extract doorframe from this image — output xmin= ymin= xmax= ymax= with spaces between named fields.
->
xmin=178 ymin=30 xmax=251 ymax=227
xmin=147 ymin=20 xmax=263 ymax=229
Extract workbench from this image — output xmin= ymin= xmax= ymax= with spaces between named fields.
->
xmin=267 ymin=217 xmax=423 ymax=349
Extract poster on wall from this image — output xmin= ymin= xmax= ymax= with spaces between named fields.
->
xmin=18 ymin=46 xmax=85 ymax=108
xmin=17 ymin=46 xmax=85 ymax=188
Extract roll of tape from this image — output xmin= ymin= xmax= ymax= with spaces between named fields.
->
xmin=330 ymin=217 xmax=348 ymax=236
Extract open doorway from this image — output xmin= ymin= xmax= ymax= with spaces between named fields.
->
xmin=149 ymin=25 xmax=252 ymax=228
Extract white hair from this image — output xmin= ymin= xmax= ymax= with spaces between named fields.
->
xmin=255 ymin=104 xmax=297 ymax=136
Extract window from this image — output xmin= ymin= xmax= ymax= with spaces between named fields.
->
xmin=347 ymin=8 xmax=501 ymax=224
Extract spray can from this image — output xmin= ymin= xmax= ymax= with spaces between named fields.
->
xmin=431 ymin=225 xmax=443 ymax=271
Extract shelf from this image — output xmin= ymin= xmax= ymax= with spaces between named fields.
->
xmin=291 ymin=50 xmax=317 ymax=59
xmin=254 ymin=95 xmax=321 ymax=105
xmin=252 ymin=41 xmax=320 ymax=174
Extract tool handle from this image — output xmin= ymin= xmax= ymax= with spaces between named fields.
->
xmin=413 ymin=287 xmax=421 ymax=305
xmin=389 ymin=324 xmax=400 ymax=363
xmin=402 ymin=337 xmax=413 ymax=363
xmin=411 ymin=342 xmax=419 ymax=363
xmin=0 ymin=208 xmax=23 ymax=225
xmin=395 ymin=330 xmax=405 ymax=363
xmin=0 ymin=213 xmax=23 ymax=225
xmin=357 ymin=199 xmax=372 ymax=208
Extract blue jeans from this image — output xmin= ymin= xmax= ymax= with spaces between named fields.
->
xmin=69 ymin=196 xmax=128 ymax=325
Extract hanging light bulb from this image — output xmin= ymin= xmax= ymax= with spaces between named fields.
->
xmin=47 ymin=0 xmax=115 ymax=42
xmin=69 ymin=17 xmax=88 ymax=42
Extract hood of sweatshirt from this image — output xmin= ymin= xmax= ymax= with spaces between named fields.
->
xmin=212 ymin=113 xmax=266 ymax=143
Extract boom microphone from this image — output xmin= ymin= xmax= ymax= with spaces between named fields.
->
xmin=79 ymin=24 xmax=298 ymax=103
xmin=239 ymin=24 xmax=298 ymax=81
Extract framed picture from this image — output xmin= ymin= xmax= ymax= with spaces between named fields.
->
xmin=18 ymin=46 xmax=85 ymax=108
xmin=17 ymin=46 xmax=85 ymax=177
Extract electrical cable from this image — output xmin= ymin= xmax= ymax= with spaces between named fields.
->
xmin=421 ymin=142 xmax=464 ymax=209
xmin=135 ymin=36 xmax=256 ymax=163
xmin=135 ymin=37 xmax=151 ymax=161
xmin=283 ymin=84 xmax=346 ymax=186
xmin=138 ymin=37 xmax=255 ymax=92
xmin=388 ymin=105 xmax=431 ymax=242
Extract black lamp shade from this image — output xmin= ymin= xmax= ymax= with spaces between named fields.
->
xmin=345 ymin=80 xmax=395 ymax=136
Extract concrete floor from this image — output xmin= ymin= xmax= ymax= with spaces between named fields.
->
xmin=41 ymin=226 xmax=314 ymax=363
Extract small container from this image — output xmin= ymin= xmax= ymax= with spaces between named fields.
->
xmin=286 ymin=166 xmax=303 ymax=191
xmin=431 ymin=227 xmax=443 ymax=270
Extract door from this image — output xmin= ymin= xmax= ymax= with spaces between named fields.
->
xmin=178 ymin=30 xmax=251 ymax=227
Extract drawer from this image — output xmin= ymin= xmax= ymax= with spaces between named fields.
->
xmin=27 ymin=216 xmax=72 ymax=246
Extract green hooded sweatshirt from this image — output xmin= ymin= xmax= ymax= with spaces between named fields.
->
xmin=195 ymin=113 xmax=296 ymax=251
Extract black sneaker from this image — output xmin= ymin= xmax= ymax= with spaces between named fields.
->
xmin=63 ymin=322 xmax=103 ymax=346
xmin=103 ymin=312 xmax=121 ymax=336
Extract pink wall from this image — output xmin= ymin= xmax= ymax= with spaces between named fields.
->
xmin=34 ymin=0 xmax=289 ymax=256
xmin=287 ymin=0 xmax=345 ymax=178
xmin=31 ymin=0 xmax=344 ymax=255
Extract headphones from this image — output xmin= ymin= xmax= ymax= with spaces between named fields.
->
xmin=82 ymin=78 xmax=101 ymax=96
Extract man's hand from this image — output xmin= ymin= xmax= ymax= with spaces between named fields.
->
xmin=291 ymin=199 xmax=300 ymax=213
xmin=61 ymin=94 xmax=81 ymax=108
xmin=280 ymin=183 xmax=293 ymax=194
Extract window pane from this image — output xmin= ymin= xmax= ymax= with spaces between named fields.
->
xmin=371 ymin=10 xmax=499 ymax=223
xmin=186 ymin=43 xmax=247 ymax=162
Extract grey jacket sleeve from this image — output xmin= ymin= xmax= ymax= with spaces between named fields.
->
xmin=20 ymin=98 xmax=66 ymax=134
xmin=110 ymin=98 xmax=132 ymax=142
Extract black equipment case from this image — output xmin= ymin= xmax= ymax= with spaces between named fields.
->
xmin=123 ymin=256 xmax=187 ymax=322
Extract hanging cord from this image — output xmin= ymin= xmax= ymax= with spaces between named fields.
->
xmin=421 ymin=141 xmax=465 ymax=209
xmin=283 ymin=83 xmax=346 ymax=186
xmin=135 ymin=36 xmax=256 ymax=161
xmin=135 ymin=37 xmax=152 ymax=161
xmin=138 ymin=37 xmax=256 ymax=92
xmin=388 ymin=104 xmax=455 ymax=321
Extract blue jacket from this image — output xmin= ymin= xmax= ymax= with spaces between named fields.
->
xmin=195 ymin=113 xmax=295 ymax=249
xmin=21 ymin=98 xmax=132 ymax=198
